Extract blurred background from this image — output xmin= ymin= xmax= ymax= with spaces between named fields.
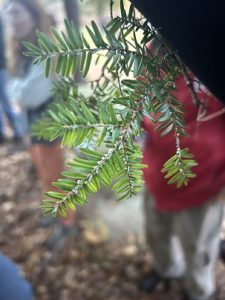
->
xmin=0 ymin=1 xmax=225 ymax=300
xmin=0 ymin=1 xmax=149 ymax=300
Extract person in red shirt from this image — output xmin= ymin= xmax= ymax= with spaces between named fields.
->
xmin=140 ymin=40 xmax=225 ymax=300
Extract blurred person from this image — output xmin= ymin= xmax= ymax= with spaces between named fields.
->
xmin=0 ymin=254 xmax=33 ymax=300
xmin=6 ymin=0 xmax=77 ymax=251
xmin=0 ymin=15 xmax=23 ymax=143
xmin=139 ymin=40 xmax=225 ymax=300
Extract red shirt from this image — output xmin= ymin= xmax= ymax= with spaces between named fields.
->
xmin=142 ymin=76 xmax=225 ymax=211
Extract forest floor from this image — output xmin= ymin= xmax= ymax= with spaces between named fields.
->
xmin=1 ymin=142 xmax=225 ymax=300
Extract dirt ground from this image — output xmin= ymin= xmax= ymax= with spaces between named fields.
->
xmin=1 ymin=142 xmax=225 ymax=300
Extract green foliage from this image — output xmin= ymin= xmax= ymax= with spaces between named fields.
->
xmin=24 ymin=0 xmax=197 ymax=217
xmin=162 ymin=148 xmax=197 ymax=188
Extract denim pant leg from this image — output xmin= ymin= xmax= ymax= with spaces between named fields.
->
xmin=0 ymin=104 xmax=4 ymax=136
xmin=0 ymin=254 xmax=33 ymax=300
xmin=0 ymin=69 xmax=23 ymax=137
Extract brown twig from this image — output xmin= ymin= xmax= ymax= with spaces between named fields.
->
xmin=175 ymin=55 xmax=202 ymax=107
xmin=110 ymin=0 xmax=114 ymax=20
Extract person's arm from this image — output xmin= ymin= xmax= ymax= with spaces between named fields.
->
xmin=9 ymin=63 xmax=53 ymax=110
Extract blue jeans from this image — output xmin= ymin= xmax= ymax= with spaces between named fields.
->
xmin=0 ymin=254 xmax=33 ymax=300
xmin=0 ymin=69 xmax=24 ymax=138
